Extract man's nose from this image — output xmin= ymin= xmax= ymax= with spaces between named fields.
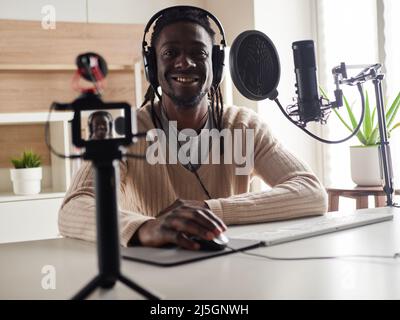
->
xmin=174 ymin=54 xmax=196 ymax=69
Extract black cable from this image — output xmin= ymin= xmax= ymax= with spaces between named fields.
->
xmin=151 ymin=102 xmax=212 ymax=199
xmin=226 ymin=245 xmax=400 ymax=261
xmin=124 ymin=153 xmax=147 ymax=159
xmin=274 ymin=83 xmax=365 ymax=144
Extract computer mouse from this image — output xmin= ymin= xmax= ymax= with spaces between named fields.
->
xmin=190 ymin=233 xmax=229 ymax=251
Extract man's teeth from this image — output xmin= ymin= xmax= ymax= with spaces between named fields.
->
xmin=174 ymin=77 xmax=197 ymax=83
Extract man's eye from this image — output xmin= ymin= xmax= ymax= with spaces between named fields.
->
xmin=194 ymin=50 xmax=208 ymax=58
xmin=163 ymin=49 xmax=176 ymax=58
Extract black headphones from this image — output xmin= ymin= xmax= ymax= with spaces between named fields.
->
xmin=142 ymin=5 xmax=227 ymax=92
xmin=88 ymin=111 xmax=113 ymax=138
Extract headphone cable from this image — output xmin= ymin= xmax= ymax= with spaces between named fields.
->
xmin=151 ymin=102 xmax=212 ymax=199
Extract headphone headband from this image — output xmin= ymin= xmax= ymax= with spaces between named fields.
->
xmin=142 ymin=5 xmax=226 ymax=51
xmin=142 ymin=5 xmax=227 ymax=92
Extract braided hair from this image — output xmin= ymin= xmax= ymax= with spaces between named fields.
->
xmin=140 ymin=7 xmax=224 ymax=130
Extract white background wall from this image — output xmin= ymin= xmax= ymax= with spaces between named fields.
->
xmin=254 ymin=0 xmax=322 ymax=179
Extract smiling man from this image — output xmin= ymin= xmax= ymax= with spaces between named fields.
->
xmin=88 ymin=111 xmax=113 ymax=140
xmin=58 ymin=6 xmax=327 ymax=250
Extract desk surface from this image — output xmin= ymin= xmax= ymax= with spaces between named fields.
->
xmin=1 ymin=207 xmax=400 ymax=300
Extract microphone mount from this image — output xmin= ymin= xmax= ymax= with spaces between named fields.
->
xmin=331 ymin=62 xmax=394 ymax=206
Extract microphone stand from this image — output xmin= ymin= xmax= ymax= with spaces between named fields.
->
xmin=50 ymin=53 xmax=160 ymax=299
xmin=373 ymin=72 xmax=394 ymax=206
xmin=339 ymin=65 xmax=394 ymax=206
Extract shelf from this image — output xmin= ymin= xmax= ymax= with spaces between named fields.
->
xmin=0 ymin=112 xmax=72 ymax=195
xmin=0 ymin=112 xmax=74 ymax=125
xmin=0 ymin=64 xmax=134 ymax=71
xmin=0 ymin=190 xmax=65 ymax=203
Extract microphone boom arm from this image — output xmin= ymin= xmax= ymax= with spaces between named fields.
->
xmin=330 ymin=63 xmax=393 ymax=206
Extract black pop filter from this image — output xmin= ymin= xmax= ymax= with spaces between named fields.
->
xmin=229 ymin=30 xmax=280 ymax=101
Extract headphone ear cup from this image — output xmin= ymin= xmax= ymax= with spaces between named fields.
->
xmin=88 ymin=117 xmax=93 ymax=137
xmin=143 ymin=47 xmax=158 ymax=89
xmin=212 ymin=45 xmax=225 ymax=87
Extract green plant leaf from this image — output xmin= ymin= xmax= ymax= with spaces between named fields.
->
xmin=386 ymin=91 xmax=400 ymax=129
xmin=11 ymin=159 xmax=24 ymax=169
xmin=320 ymin=86 xmax=361 ymax=136
xmin=363 ymin=91 xmax=372 ymax=140
xmin=11 ymin=150 xmax=41 ymax=168
xmin=332 ymin=88 xmax=400 ymax=146
xmin=332 ymin=108 xmax=353 ymax=132
xmin=343 ymin=95 xmax=367 ymax=145
xmin=371 ymin=107 xmax=376 ymax=128
xmin=389 ymin=122 xmax=400 ymax=134
xmin=319 ymin=86 xmax=329 ymax=100
xmin=366 ymin=127 xmax=379 ymax=145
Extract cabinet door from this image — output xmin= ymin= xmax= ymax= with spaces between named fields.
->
xmin=0 ymin=198 xmax=63 ymax=243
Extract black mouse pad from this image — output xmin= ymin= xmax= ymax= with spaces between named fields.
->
xmin=121 ymin=238 xmax=264 ymax=267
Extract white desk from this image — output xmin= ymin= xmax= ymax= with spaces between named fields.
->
xmin=1 ymin=207 xmax=400 ymax=299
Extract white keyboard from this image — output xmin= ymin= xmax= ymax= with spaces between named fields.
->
xmin=234 ymin=211 xmax=394 ymax=246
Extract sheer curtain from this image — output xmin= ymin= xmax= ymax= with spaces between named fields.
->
xmin=316 ymin=0 xmax=379 ymax=188
xmin=382 ymin=0 xmax=400 ymax=189
xmin=383 ymin=0 xmax=400 ymax=101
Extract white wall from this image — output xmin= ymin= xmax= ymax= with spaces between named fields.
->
xmin=253 ymin=0 xmax=322 ymax=179
xmin=87 ymin=0 xmax=205 ymax=24
xmin=0 ymin=0 xmax=205 ymax=23
xmin=205 ymin=0 xmax=258 ymax=112
xmin=0 ymin=0 xmax=87 ymax=21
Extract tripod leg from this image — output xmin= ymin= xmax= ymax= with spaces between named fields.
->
xmin=72 ymin=275 xmax=102 ymax=300
xmin=119 ymin=274 xmax=161 ymax=300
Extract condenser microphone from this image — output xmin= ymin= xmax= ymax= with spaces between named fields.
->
xmin=291 ymin=40 xmax=322 ymax=125
xmin=229 ymin=30 xmax=367 ymax=146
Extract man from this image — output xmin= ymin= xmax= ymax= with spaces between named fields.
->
xmin=88 ymin=111 xmax=113 ymax=140
xmin=59 ymin=7 xmax=327 ymax=250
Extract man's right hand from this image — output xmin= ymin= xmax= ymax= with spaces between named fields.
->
xmin=134 ymin=199 xmax=227 ymax=250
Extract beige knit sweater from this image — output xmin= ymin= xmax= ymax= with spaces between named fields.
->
xmin=58 ymin=104 xmax=328 ymax=247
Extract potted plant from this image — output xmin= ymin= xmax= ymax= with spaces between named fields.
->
xmin=330 ymin=89 xmax=400 ymax=186
xmin=10 ymin=150 xmax=42 ymax=195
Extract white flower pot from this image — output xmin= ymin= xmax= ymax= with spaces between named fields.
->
xmin=350 ymin=145 xmax=381 ymax=186
xmin=10 ymin=167 xmax=42 ymax=195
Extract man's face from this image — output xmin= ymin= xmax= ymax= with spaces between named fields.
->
xmin=154 ymin=21 xmax=214 ymax=109
xmin=92 ymin=115 xmax=109 ymax=140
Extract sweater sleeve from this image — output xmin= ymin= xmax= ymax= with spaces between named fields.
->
xmin=205 ymin=110 xmax=328 ymax=225
xmin=58 ymin=160 xmax=154 ymax=247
